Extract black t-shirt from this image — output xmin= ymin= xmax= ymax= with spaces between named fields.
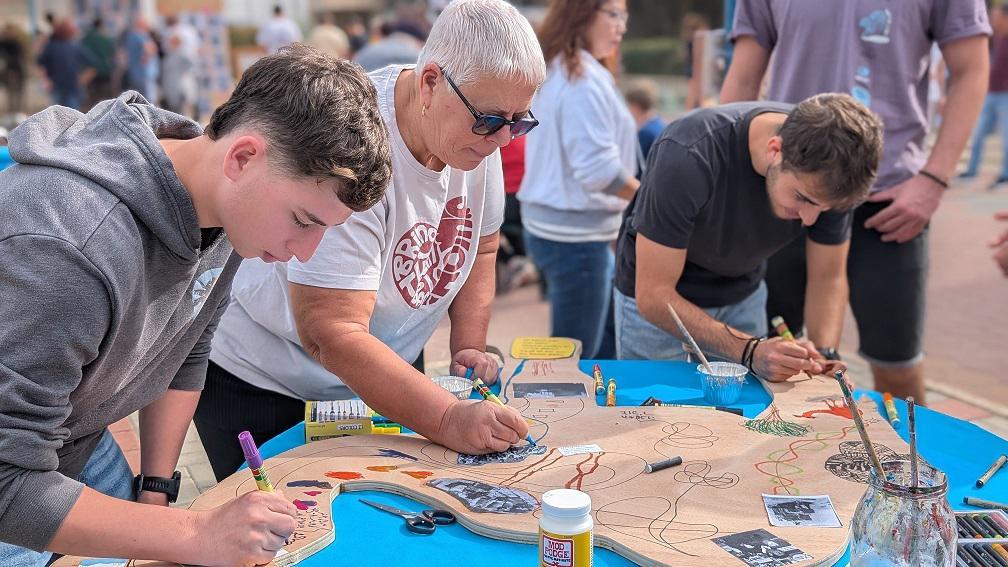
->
xmin=614 ymin=102 xmax=853 ymax=308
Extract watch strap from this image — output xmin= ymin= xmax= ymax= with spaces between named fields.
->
xmin=134 ymin=471 xmax=181 ymax=503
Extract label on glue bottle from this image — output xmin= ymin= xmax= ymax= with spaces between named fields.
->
xmin=540 ymin=527 xmax=593 ymax=567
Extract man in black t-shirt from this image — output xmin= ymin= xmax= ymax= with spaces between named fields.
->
xmin=614 ymin=94 xmax=883 ymax=381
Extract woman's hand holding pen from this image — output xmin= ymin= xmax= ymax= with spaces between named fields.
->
xmin=436 ymin=399 xmax=528 ymax=455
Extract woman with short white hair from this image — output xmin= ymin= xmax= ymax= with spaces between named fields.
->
xmin=195 ymin=0 xmax=548 ymax=479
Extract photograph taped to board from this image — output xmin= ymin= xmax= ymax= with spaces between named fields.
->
xmin=713 ymin=528 xmax=813 ymax=566
xmin=762 ymin=494 xmax=842 ymax=528
xmin=512 ymin=382 xmax=588 ymax=398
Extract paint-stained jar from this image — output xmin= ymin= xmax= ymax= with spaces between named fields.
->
xmin=539 ymin=489 xmax=593 ymax=567
xmin=850 ymin=459 xmax=956 ymax=566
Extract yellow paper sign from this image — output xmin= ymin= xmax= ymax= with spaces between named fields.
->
xmin=511 ymin=337 xmax=576 ymax=359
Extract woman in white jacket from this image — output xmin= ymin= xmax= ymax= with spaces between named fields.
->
xmin=517 ymin=0 xmax=638 ymax=358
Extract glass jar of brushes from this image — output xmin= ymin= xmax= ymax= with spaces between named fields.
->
xmin=850 ymin=459 xmax=957 ymax=566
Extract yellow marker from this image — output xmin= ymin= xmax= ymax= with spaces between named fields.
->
xmin=468 ymin=368 xmax=537 ymax=447
xmin=771 ymin=315 xmax=815 ymax=380
xmin=771 ymin=316 xmax=795 ymax=341
xmin=606 ymin=378 xmax=617 ymax=407
xmin=882 ymin=392 xmax=900 ymax=427
xmin=592 ymin=364 xmax=605 ymax=395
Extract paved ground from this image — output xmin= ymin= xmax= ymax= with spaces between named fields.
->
xmin=78 ymin=126 xmax=1006 ymax=505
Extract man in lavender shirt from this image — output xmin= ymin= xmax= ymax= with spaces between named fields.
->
xmin=720 ymin=1 xmax=990 ymax=403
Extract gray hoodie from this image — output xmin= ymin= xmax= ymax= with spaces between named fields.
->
xmin=0 ymin=92 xmax=240 ymax=550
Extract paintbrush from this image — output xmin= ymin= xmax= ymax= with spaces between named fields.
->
xmin=666 ymin=303 xmax=714 ymax=374
xmin=908 ymin=396 xmax=919 ymax=488
xmin=833 ymin=369 xmax=885 ymax=479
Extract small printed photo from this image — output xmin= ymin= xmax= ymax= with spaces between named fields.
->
xmin=713 ymin=528 xmax=813 ymax=567
xmin=762 ymin=494 xmax=842 ymax=528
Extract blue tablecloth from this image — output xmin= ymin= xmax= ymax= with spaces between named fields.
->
xmin=0 ymin=147 xmax=13 ymax=172
xmin=255 ymin=360 xmax=1008 ymax=566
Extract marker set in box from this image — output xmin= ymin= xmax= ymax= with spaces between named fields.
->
xmin=956 ymin=509 xmax=1008 ymax=566
xmin=305 ymin=400 xmax=373 ymax=443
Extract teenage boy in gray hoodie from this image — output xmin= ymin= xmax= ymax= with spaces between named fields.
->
xmin=0 ymin=44 xmax=391 ymax=566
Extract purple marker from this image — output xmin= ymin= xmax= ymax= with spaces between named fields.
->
xmin=239 ymin=431 xmax=274 ymax=492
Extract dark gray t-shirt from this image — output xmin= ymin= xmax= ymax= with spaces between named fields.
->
xmin=614 ymin=102 xmax=852 ymax=308
xmin=732 ymin=0 xmax=990 ymax=192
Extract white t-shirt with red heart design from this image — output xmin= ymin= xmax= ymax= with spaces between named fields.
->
xmin=208 ymin=64 xmax=504 ymax=401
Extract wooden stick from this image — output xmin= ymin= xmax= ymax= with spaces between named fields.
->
xmin=834 ymin=370 xmax=884 ymax=479
xmin=908 ymin=396 xmax=919 ymax=488
xmin=666 ymin=303 xmax=714 ymax=374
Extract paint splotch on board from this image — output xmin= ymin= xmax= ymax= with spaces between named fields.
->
xmin=367 ymin=465 xmax=398 ymax=472
xmin=287 ymin=480 xmax=333 ymax=489
xmin=303 ymin=490 xmax=323 ymax=496
xmin=428 ymin=478 xmax=538 ymax=514
xmin=402 ymin=470 xmax=433 ymax=479
xmin=376 ymin=448 xmax=418 ymax=461
xmin=293 ymin=499 xmax=318 ymax=510
xmin=325 ymin=471 xmax=363 ymax=480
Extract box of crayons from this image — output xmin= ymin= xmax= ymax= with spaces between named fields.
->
xmin=956 ymin=509 xmax=1008 ymax=566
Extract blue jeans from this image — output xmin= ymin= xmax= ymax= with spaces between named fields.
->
xmin=524 ymin=234 xmax=615 ymax=359
xmin=963 ymin=92 xmax=1008 ymax=179
xmin=0 ymin=429 xmax=136 ymax=566
xmin=54 ymin=90 xmax=83 ymax=111
xmin=614 ymin=282 xmax=768 ymax=360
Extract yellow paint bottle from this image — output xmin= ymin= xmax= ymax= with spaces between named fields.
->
xmin=540 ymin=489 xmax=593 ymax=567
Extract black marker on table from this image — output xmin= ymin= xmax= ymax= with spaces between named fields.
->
xmin=644 ymin=456 xmax=683 ymax=474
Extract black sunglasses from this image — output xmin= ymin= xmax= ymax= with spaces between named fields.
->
xmin=439 ymin=67 xmax=539 ymax=138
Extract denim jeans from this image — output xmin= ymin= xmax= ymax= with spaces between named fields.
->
xmin=614 ymin=282 xmax=768 ymax=361
xmin=963 ymin=92 xmax=1008 ymax=179
xmin=54 ymin=90 xmax=83 ymax=111
xmin=524 ymin=233 xmax=615 ymax=358
xmin=0 ymin=429 xmax=136 ymax=566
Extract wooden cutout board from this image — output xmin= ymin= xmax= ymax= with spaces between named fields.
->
xmin=59 ymin=339 xmax=911 ymax=567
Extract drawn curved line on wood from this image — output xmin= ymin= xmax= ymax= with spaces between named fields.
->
xmin=501 ymin=358 xmax=527 ymax=404
xmin=673 ymin=461 xmax=740 ymax=490
xmin=596 ymin=497 xmax=702 ymax=555
xmin=753 ymin=426 xmax=857 ymax=495
xmin=658 ymin=421 xmax=719 ymax=449
xmin=565 ymin=452 xmax=604 ymax=490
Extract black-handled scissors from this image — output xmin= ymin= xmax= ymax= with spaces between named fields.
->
xmin=358 ymin=498 xmax=456 ymax=535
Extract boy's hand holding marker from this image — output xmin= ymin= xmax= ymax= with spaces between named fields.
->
xmin=198 ymin=431 xmax=299 ymax=566
xmin=197 ymin=490 xmax=298 ymax=567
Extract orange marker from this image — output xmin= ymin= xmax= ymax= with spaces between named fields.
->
xmin=882 ymin=392 xmax=900 ymax=427
xmin=606 ymin=378 xmax=617 ymax=407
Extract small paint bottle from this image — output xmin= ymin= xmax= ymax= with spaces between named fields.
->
xmin=539 ymin=489 xmax=593 ymax=567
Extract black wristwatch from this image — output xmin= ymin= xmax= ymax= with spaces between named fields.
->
xmin=818 ymin=347 xmax=842 ymax=361
xmin=134 ymin=471 xmax=181 ymax=503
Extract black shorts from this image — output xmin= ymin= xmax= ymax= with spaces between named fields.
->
xmin=847 ymin=201 xmax=928 ymax=366
xmin=764 ymin=201 xmax=927 ymax=366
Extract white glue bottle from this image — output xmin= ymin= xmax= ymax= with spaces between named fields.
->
xmin=539 ymin=489 xmax=593 ymax=567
